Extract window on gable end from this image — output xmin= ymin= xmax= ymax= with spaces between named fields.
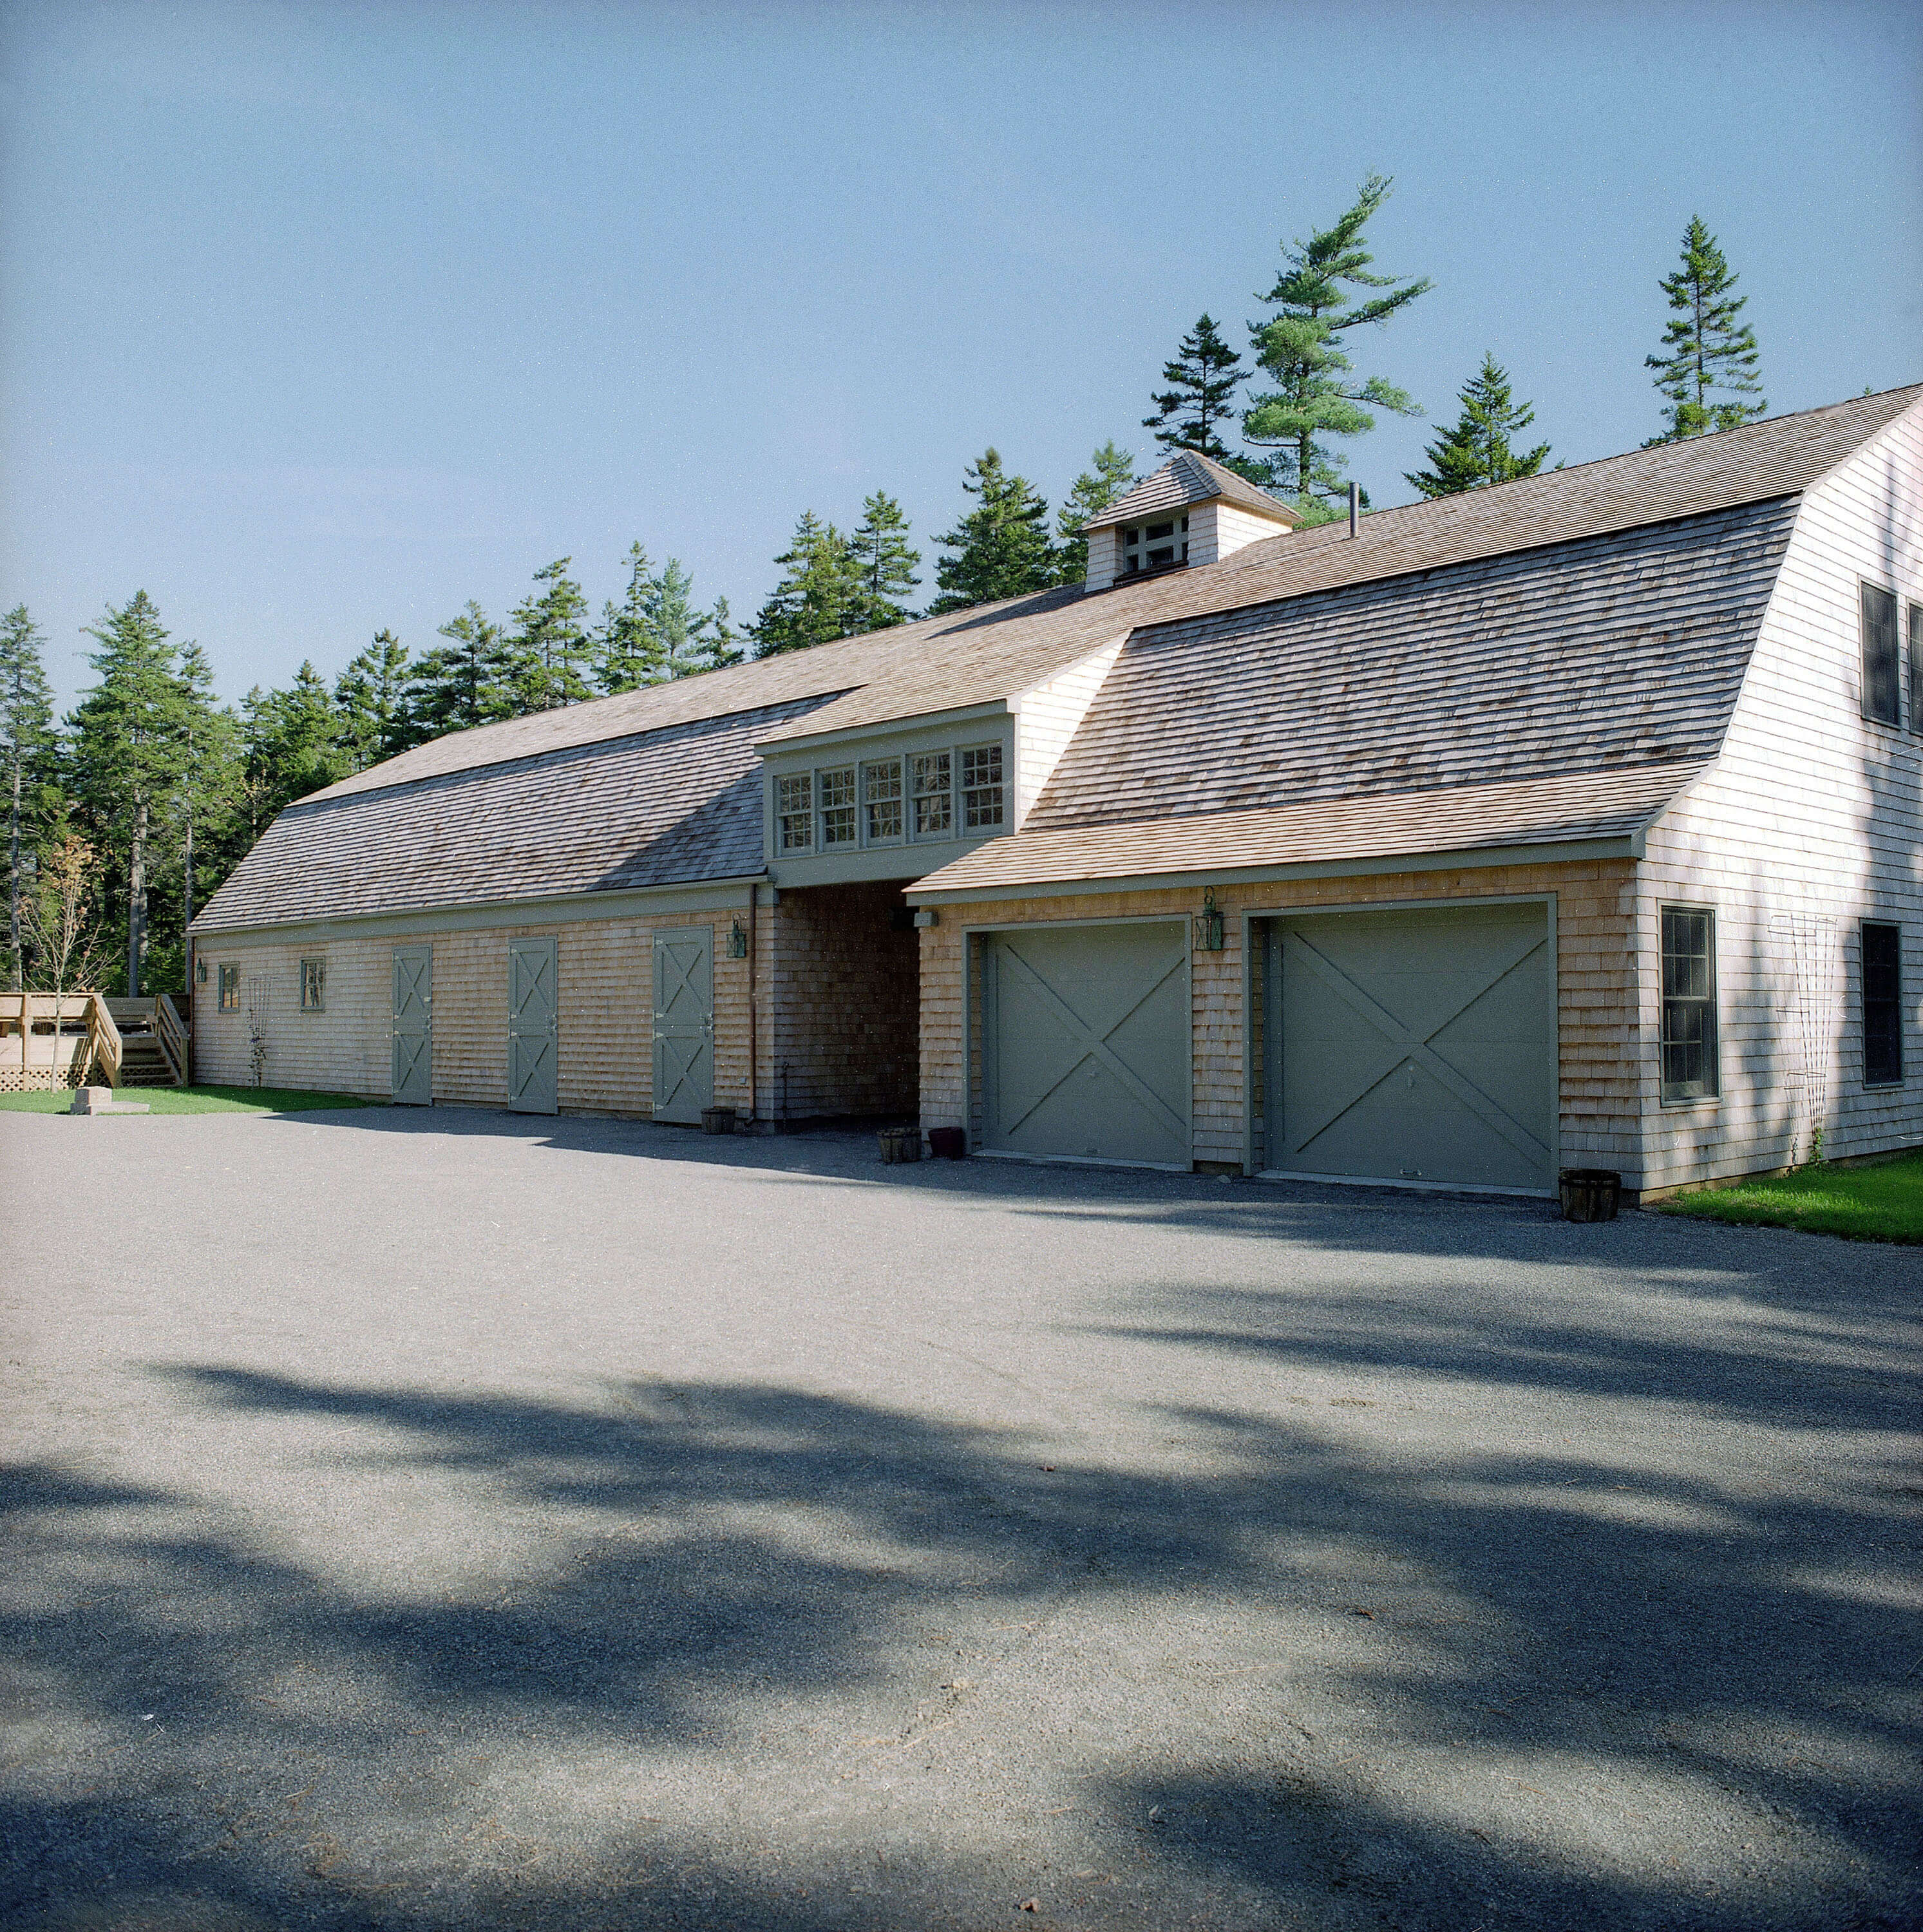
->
xmin=1862 ymin=922 xmax=1902 ymax=1088
xmin=1861 ymin=582 xmax=1900 ymax=726
xmin=218 ymin=964 xmax=241 ymax=1012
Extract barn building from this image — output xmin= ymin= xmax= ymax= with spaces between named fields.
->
xmin=192 ymin=387 xmax=1923 ymax=1198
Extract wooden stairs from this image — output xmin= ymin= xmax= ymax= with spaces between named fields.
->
xmin=105 ymin=994 xmax=192 ymax=1087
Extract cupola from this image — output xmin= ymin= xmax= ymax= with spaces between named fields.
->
xmin=1080 ymin=450 xmax=1300 ymax=592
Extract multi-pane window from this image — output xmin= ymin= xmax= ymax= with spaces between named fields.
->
xmin=1861 ymin=582 xmax=1900 ymax=726
xmin=1660 ymin=907 xmax=1719 ymax=1102
xmin=1863 ymin=922 xmax=1903 ymax=1088
xmin=218 ymin=964 xmax=241 ymax=1012
xmin=1909 ymin=603 xmax=1922 ymax=739
xmin=961 ymin=744 xmax=1005 ymax=831
xmin=1121 ymin=514 xmax=1189 ymax=576
xmin=913 ymin=752 xmax=952 ymax=838
xmin=862 ymin=759 xmax=903 ymax=843
xmin=299 ymin=958 xmax=326 ymax=1012
xmin=777 ymin=773 xmax=813 ymax=852
xmin=819 ymin=766 xmax=857 ymax=847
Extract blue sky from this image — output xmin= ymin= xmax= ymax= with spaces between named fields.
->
xmin=3 ymin=0 xmax=1919 ymax=711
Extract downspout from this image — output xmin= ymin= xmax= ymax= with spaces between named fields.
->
xmin=746 ymin=887 xmax=758 ymax=1125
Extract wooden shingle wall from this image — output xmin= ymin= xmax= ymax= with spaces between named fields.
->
xmin=918 ymin=858 xmax=1638 ymax=1174
xmin=1014 ymin=640 xmax=1123 ymax=826
xmin=1638 ymin=402 xmax=1923 ymax=1188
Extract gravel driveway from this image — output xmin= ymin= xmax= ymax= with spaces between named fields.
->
xmin=3 ymin=1104 xmax=1918 ymax=1931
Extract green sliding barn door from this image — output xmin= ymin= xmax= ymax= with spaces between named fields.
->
xmin=981 ymin=922 xmax=1190 ymax=1168
xmin=507 ymin=936 xmax=559 ymax=1115
xmin=1266 ymin=903 xmax=1555 ymax=1193
xmin=390 ymin=944 xmax=433 ymax=1105
xmin=652 ymin=927 xmax=714 ymax=1124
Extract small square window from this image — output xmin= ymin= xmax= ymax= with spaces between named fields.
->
xmin=299 ymin=958 xmax=326 ymax=1012
xmin=961 ymin=744 xmax=1004 ymax=831
xmin=1861 ymin=582 xmax=1900 ymax=726
xmin=776 ymin=772 xmax=813 ymax=852
xmin=1863 ymin=922 xmax=1902 ymax=1088
xmin=912 ymin=752 xmax=952 ymax=839
xmin=862 ymin=759 xmax=903 ymax=843
xmin=819 ymin=766 xmax=857 ymax=848
xmin=1660 ymin=907 xmax=1718 ymax=1102
xmin=218 ymin=964 xmax=241 ymax=1012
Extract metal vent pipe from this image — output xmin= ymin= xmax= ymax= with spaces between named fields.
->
xmin=1348 ymin=481 xmax=1359 ymax=538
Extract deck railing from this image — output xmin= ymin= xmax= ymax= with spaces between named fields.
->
xmin=156 ymin=992 xmax=190 ymax=1084
xmin=0 ymin=991 xmax=122 ymax=1088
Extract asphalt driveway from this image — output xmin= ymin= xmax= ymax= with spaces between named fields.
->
xmin=3 ymin=1105 xmax=1918 ymax=1931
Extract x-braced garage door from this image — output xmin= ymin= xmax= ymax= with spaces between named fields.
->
xmin=980 ymin=921 xmax=1190 ymax=1168
xmin=1263 ymin=902 xmax=1556 ymax=1194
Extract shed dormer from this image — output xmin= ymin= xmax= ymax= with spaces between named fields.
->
xmin=1081 ymin=450 xmax=1300 ymax=592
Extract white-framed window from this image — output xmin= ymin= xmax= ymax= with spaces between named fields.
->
xmin=912 ymin=752 xmax=952 ymax=839
xmin=1660 ymin=906 xmax=1718 ymax=1103
xmin=819 ymin=765 xmax=857 ymax=848
xmin=961 ymin=743 xmax=1005 ymax=831
xmin=777 ymin=773 xmax=813 ymax=852
xmin=218 ymin=963 xmax=241 ymax=1012
xmin=1862 ymin=922 xmax=1902 ymax=1088
xmin=862 ymin=759 xmax=903 ymax=843
xmin=1121 ymin=513 xmax=1189 ymax=576
xmin=299 ymin=958 xmax=326 ymax=1012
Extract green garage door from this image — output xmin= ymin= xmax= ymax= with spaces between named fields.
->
xmin=1265 ymin=902 xmax=1555 ymax=1193
xmin=981 ymin=922 xmax=1190 ymax=1168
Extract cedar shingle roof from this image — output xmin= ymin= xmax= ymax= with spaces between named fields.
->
xmin=1079 ymin=450 xmax=1300 ymax=531
xmin=908 ymin=762 xmax=1701 ymax=898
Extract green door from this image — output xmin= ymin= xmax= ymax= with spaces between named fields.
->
xmin=507 ymin=936 xmax=559 ymax=1115
xmin=1265 ymin=902 xmax=1555 ymax=1193
xmin=390 ymin=944 xmax=432 ymax=1105
xmin=652 ymin=927 xmax=714 ymax=1124
xmin=981 ymin=922 xmax=1190 ymax=1168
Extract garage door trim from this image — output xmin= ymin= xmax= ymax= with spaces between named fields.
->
xmin=963 ymin=914 xmax=1194 ymax=1171
xmin=1244 ymin=893 xmax=1559 ymax=1195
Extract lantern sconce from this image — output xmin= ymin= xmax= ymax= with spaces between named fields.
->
xmin=194 ymin=956 xmax=209 ymax=984
xmin=726 ymin=918 xmax=750 ymax=960
xmin=1193 ymin=888 xmax=1226 ymax=952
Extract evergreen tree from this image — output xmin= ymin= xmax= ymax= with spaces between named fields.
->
xmin=171 ymin=640 xmax=242 ymax=954
xmin=334 ymin=630 xmax=415 ymax=767
xmin=504 ymin=558 xmax=592 ymax=711
xmin=644 ymin=559 xmax=737 ymax=677
xmin=1243 ymin=173 xmax=1431 ymax=520
xmin=406 ymin=603 xmax=511 ymax=739
xmin=242 ymin=661 xmax=348 ymax=825
xmin=929 ymin=450 xmax=1056 ymax=615
xmin=1 ymin=606 xmax=57 ymax=989
xmin=1405 ymin=355 xmax=1553 ymax=498
xmin=1645 ymin=216 xmax=1766 ymax=442
xmin=1054 ymin=442 xmax=1138 ymax=585
xmin=597 ymin=542 xmax=670 ymax=692
xmin=751 ymin=512 xmax=864 ymax=655
xmin=1144 ymin=315 xmax=1246 ymax=462
xmin=846 ymin=492 xmax=922 ymax=632
xmin=68 ymin=591 xmax=187 ymax=996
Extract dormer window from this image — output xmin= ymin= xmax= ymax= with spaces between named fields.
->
xmin=1121 ymin=515 xmax=1189 ymax=576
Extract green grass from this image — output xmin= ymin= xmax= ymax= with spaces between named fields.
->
xmin=1657 ymin=1150 xmax=1923 ymax=1243
xmin=0 ymin=1083 xmax=381 ymax=1116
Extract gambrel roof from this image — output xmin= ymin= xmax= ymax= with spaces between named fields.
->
xmin=194 ymin=385 xmax=1921 ymax=935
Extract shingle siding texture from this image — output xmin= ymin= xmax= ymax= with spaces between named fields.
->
xmin=196 ymin=696 xmax=831 ymax=934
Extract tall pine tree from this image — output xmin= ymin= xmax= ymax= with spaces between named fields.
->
xmin=597 ymin=542 xmax=670 ymax=692
xmin=846 ymin=492 xmax=922 ymax=632
xmin=751 ymin=513 xmax=864 ymax=655
xmin=1144 ymin=316 xmax=1245 ymax=462
xmin=929 ymin=450 xmax=1056 ymax=615
xmin=407 ymin=603 xmax=511 ymax=739
xmin=1645 ymin=216 xmax=1765 ymax=442
xmin=504 ymin=558 xmax=592 ymax=711
xmin=1405 ymin=355 xmax=1552 ymax=498
xmin=1243 ymin=174 xmax=1431 ymax=520
xmin=1 ymin=606 xmax=57 ymax=989
xmin=242 ymin=662 xmax=348 ymax=825
xmin=1055 ymin=442 xmax=1138 ymax=584
xmin=334 ymin=630 xmax=415 ymax=768
xmin=171 ymin=640 xmax=240 ymax=952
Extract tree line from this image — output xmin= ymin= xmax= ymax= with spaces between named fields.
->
xmin=2 ymin=197 xmax=1770 ymax=998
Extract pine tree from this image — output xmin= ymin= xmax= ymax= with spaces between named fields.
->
xmin=1645 ymin=216 xmax=1765 ymax=442
xmin=1 ymin=606 xmax=57 ymax=989
xmin=847 ymin=492 xmax=922 ymax=632
xmin=1144 ymin=316 xmax=1246 ymax=462
xmin=171 ymin=640 xmax=241 ymax=951
xmin=929 ymin=450 xmax=1056 ymax=615
xmin=504 ymin=558 xmax=592 ymax=711
xmin=1405 ymin=355 xmax=1552 ymax=498
xmin=751 ymin=513 xmax=864 ymax=655
xmin=68 ymin=591 xmax=188 ymax=996
xmin=334 ymin=630 xmax=415 ymax=767
xmin=597 ymin=542 xmax=670 ymax=693
xmin=243 ymin=662 xmax=348 ymax=826
xmin=1243 ymin=174 xmax=1431 ymax=520
xmin=407 ymin=603 xmax=511 ymax=739
xmin=1055 ymin=442 xmax=1139 ymax=584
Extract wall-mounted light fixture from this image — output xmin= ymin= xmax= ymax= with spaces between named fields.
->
xmin=1193 ymin=888 xmax=1225 ymax=952
xmin=913 ymin=909 xmax=939 ymax=929
xmin=726 ymin=918 xmax=749 ymax=959
xmin=194 ymin=956 xmax=209 ymax=984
